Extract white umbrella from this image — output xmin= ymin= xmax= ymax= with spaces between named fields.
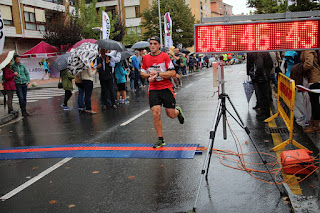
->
xmin=0 ymin=51 xmax=15 ymax=70
xmin=67 ymin=43 xmax=99 ymax=75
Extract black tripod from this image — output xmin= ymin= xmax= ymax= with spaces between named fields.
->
xmin=192 ymin=61 xmax=285 ymax=212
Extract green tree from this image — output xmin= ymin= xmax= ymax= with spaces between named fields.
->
xmin=43 ymin=14 xmax=82 ymax=52
xmin=247 ymin=0 xmax=319 ymax=14
xmin=122 ymin=30 xmax=142 ymax=47
xmin=75 ymin=0 xmax=125 ymax=41
xmin=288 ymin=0 xmax=320 ymax=12
xmin=141 ymin=0 xmax=195 ymax=48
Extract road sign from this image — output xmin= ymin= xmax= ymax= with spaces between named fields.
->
xmin=194 ymin=18 xmax=320 ymax=53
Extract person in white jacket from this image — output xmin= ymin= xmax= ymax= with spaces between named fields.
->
xmin=80 ymin=66 xmax=97 ymax=114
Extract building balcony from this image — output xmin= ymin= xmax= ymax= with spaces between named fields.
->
xmin=21 ymin=0 xmax=65 ymax=11
xmin=125 ymin=17 xmax=141 ymax=27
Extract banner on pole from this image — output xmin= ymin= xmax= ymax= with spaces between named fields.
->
xmin=102 ymin=11 xmax=110 ymax=39
xmin=164 ymin=12 xmax=173 ymax=48
xmin=0 ymin=11 xmax=5 ymax=54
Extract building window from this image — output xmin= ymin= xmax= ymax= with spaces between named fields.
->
xmin=125 ymin=6 xmax=140 ymax=19
xmin=135 ymin=6 xmax=140 ymax=18
xmin=0 ymin=5 xmax=14 ymax=26
xmin=24 ymin=6 xmax=46 ymax=31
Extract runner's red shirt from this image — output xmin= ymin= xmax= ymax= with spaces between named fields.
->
xmin=141 ymin=52 xmax=175 ymax=91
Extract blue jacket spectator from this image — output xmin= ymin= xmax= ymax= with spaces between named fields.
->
xmin=115 ymin=62 xmax=127 ymax=84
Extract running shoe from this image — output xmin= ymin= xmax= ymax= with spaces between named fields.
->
xmin=124 ymin=99 xmax=129 ymax=104
xmin=61 ymin=103 xmax=66 ymax=108
xmin=176 ymin=106 xmax=185 ymax=124
xmin=153 ymin=139 xmax=166 ymax=148
xmin=63 ymin=106 xmax=72 ymax=111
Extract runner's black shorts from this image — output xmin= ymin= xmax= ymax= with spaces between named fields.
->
xmin=149 ymin=88 xmax=176 ymax=109
xmin=117 ymin=83 xmax=126 ymax=91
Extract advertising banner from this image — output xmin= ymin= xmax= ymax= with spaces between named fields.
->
xmin=0 ymin=11 xmax=5 ymax=54
xmin=20 ymin=57 xmax=60 ymax=80
xmin=102 ymin=11 xmax=110 ymax=39
xmin=164 ymin=12 xmax=173 ymax=48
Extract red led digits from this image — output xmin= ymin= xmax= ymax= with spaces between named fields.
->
xmin=240 ymin=24 xmax=255 ymax=50
xmin=195 ymin=19 xmax=319 ymax=53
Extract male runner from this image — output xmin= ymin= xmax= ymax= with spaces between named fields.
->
xmin=140 ymin=36 xmax=185 ymax=148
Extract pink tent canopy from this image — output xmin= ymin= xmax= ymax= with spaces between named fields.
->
xmin=20 ymin=41 xmax=59 ymax=58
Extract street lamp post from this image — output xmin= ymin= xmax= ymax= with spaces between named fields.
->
xmin=92 ymin=27 xmax=102 ymax=39
xmin=158 ymin=0 xmax=163 ymax=47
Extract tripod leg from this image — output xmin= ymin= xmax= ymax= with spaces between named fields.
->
xmin=222 ymin=96 xmax=227 ymax=140
xmin=226 ymin=95 xmax=245 ymax=126
xmin=205 ymin=108 xmax=224 ymax=181
xmin=193 ymin=99 xmax=222 ymax=212
xmin=226 ymin=95 xmax=284 ymax=195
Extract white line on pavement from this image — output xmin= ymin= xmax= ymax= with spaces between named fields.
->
xmin=0 ymin=157 xmax=72 ymax=201
xmin=184 ymin=83 xmax=194 ymax=88
xmin=120 ymin=109 xmax=150 ymax=126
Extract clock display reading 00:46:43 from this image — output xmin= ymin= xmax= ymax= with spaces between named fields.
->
xmin=195 ymin=19 xmax=319 ymax=53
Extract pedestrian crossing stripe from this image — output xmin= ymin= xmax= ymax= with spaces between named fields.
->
xmin=11 ymin=88 xmax=68 ymax=103
xmin=0 ymin=144 xmax=199 ymax=159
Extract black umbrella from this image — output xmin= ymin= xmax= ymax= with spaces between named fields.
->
xmin=120 ymin=51 xmax=134 ymax=61
xmin=95 ymin=39 xmax=126 ymax=52
xmin=181 ymin=48 xmax=190 ymax=54
xmin=51 ymin=53 xmax=70 ymax=71
xmin=131 ymin=41 xmax=149 ymax=49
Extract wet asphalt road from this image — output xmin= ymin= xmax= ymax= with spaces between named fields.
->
xmin=0 ymin=64 xmax=296 ymax=212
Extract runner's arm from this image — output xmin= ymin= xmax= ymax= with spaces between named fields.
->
xmin=159 ymin=70 xmax=176 ymax=79
xmin=141 ymin=72 xmax=150 ymax=79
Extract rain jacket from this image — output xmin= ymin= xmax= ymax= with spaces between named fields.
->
xmin=96 ymin=56 xmax=115 ymax=81
xmin=60 ymin=69 xmax=74 ymax=91
xmin=11 ymin=63 xmax=30 ymax=85
xmin=2 ymin=66 xmax=16 ymax=91
xmin=247 ymin=52 xmax=273 ymax=82
xmin=300 ymin=50 xmax=320 ymax=84
xmin=115 ymin=62 xmax=127 ymax=84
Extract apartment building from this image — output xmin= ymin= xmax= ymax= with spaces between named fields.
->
xmin=0 ymin=0 xmax=75 ymax=54
xmin=211 ymin=0 xmax=233 ymax=17
xmin=86 ymin=0 xmax=150 ymax=36
xmin=185 ymin=0 xmax=211 ymax=22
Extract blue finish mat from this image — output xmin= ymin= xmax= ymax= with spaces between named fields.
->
xmin=0 ymin=144 xmax=199 ymax=160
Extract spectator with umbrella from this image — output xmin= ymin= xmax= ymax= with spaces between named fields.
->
xmin=115 ymin=61 xmax=128 ymax=104
xmin=95 ymin=49 xmax=117 ymax=110
xmin=60 ymin=67 xmax=74 ymax=110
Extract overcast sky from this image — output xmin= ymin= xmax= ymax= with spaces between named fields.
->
xmin=223 ymin=0 xmax=256 ymax=15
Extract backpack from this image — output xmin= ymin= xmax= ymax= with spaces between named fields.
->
xmin=290 ymin=62 xmax=305 ymax=85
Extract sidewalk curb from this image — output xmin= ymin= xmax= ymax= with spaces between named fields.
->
xmin=283 ymin=183 xmax=319 ymax=213
xmin=0 ymin=111 xmax=19 ymax=126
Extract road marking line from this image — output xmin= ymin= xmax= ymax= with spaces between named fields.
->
xmin=13 ymin=100 xmax=38 ymax=103
xmin=268 ymin=113 xmax=303 ymax=195
xmin=120 ymin=109 xmax=149 ymax=126
xmin=185 ymin=83 xmax=194 ymax=88
xmin=0 ymin=157 xmax=72 ymax=201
